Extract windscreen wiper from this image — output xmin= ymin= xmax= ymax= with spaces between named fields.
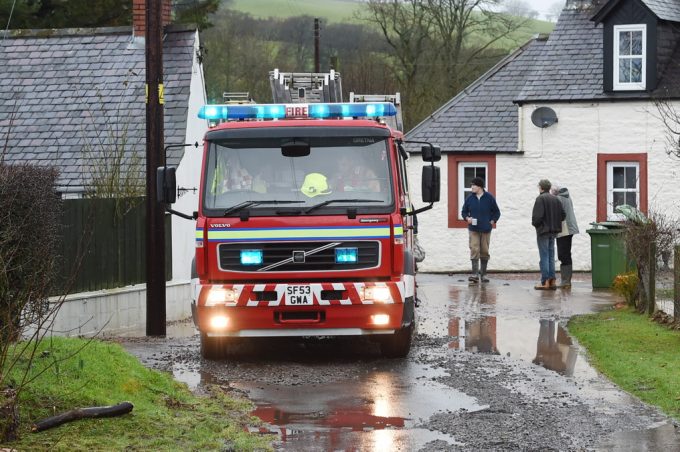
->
xmin=304 ymin=199 xmax=382 ymax=214
xmin=224 ymin=200 xmax=303 ymax=216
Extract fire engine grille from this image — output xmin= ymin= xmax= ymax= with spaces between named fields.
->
xmin=217 ymin=241 xmax=380 ymax=272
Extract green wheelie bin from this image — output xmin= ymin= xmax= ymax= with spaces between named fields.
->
xmin=586 ymin=222 xmax=629 ymax=288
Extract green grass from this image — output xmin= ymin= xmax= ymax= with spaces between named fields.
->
xmin=568 ymin=308 xmax=680 ymax=420
xmin=1 ymin=338 xmax=271 ymax=451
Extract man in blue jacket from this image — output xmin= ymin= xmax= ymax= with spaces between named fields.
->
xmin=461 ymin=177 xmax=501 ymax=282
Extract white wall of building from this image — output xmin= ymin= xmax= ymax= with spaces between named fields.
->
xmin=171 ymin=30 xmax=208 ymax=281
xmin=410 ymin=100 xmax=680 ymax=273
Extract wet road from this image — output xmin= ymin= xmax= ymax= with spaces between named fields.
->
xmin=120 ymin=274 xmax=680 ymax=451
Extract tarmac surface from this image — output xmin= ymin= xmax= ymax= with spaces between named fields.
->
xmin=120 ymin=273 xmax=680 ymax=451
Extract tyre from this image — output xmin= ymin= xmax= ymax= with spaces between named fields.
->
xmin=200 ymin=333 xmax=226 ymax=360
xmin=379 ymin=324 xmax=414 ymax=358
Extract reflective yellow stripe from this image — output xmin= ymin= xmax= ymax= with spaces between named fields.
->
xmin=207 ymin=227 xmax=391 ymax=241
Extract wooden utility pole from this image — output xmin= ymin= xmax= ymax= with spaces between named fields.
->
xmin=314 ymin=18 xmax=320 ymax=73
xmin=674 ymin=245 xmax=679 ymax=323
xmin=145 ymin=0 xmax=166 ymax=336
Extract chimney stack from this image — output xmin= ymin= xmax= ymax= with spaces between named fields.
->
xmin=133 ymin=0 xmax=172 ymax=37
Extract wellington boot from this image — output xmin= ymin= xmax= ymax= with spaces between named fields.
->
xmin=480 ymin=260 xmax=489 ymax=282
xmin=559 ymin=265 xmax=573 ymax=289
xmin=468 ymin=259 xmax=479 ymax=282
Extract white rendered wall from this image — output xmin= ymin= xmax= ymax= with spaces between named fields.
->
xmin=410 ymin=100 xmax=680 ymax=273
xmin=171 ymin=30 xmax=207 ymax=281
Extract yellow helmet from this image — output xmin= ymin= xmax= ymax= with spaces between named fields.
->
xmin=300 ymin=173 xmax=332 ymax=198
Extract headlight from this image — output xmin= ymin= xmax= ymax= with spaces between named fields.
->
xmin=206 ymin=288 xmax=237 ymax=306
xmin=241 ymin=249 xmax=263 ymax=265
xmin=360 ymin=286 xmax=391 ymax=303
xmin=210 ymin=315 xmax=229 ymax=329
xmin=371 ymin=314 xmax=390 ymax=326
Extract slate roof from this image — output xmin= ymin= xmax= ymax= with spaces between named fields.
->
xmin=516 ymin=1 xmax=680 ymax=103
xmin=634 ymin=0 xmax=680 ymax=22
xmin=405 ymin=37 xmax=547 ymax=153
xmin=0 ymin=26 xmax=197 ymax=193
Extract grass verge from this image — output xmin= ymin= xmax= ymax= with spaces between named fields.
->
xmin=568 ymin=307 xmax=680 ymax=420
xmin=1 ymin=337 xmax=271 ymax=451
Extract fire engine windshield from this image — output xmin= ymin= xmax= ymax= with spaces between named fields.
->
xmin=202 ymin=136 xmax=394 ymax=216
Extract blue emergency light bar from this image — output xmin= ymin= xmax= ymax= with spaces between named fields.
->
xmin=198 ymin=102 xmax=397 ymax=121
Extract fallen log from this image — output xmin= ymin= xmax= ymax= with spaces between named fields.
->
xmin=32 ymin=402 xmax=133 ymax=432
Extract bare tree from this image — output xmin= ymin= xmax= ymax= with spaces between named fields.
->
xmin=545 ymin=1 xmax=565 ymax=22
xmin=653 ymin=97 xmax=680 ymax=159
xmin=503 ymin=0 xmax=538 ymax=19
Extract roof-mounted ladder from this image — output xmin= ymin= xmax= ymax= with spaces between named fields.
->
xmin=269 ymin=69 xmax=343 ymax=104
xmin=350 ymin=92 xmax=403 ymax=132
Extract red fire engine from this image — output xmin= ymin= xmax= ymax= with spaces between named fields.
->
xmin=157 ymin=74 xmax=440 ymax=359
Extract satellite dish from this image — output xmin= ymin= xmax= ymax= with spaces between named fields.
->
xmin=531 ymin=107 xmax=558 ymax=128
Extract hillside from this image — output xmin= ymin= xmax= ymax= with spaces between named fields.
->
xmin=227 ymin=0 xmax=555 ymax=36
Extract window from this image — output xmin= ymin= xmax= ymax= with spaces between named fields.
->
xmin=458 ymin=163 xmax=488 ymax=220
xmin=597 ymin=154 xmax=647 ymax=221
xmin=447 ymin=155 xmax=496 ymax=228
xmin=613 ymin=24 xmax=646 ymax=90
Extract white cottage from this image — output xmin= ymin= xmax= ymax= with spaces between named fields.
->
xmin=406 ymin=0 xmax=680 ymax=273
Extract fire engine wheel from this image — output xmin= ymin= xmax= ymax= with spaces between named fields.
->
xmin=379 ymin=324 xmax=414 ymax=359
xmin=200 ymin=333 xmax=228 ymax=360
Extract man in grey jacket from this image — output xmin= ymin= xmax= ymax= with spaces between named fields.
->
xmin=551 ymin=184 xmax=579 ymax=288
xmin=531 ymin=179 xmax=565 ymax=290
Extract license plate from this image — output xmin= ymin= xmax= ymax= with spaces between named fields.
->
xmin=285 ymin=285 xmax=313 ymax=306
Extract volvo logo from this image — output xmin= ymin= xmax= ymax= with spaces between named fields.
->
xmin=292 ymin=251 xmax=306 ymax=263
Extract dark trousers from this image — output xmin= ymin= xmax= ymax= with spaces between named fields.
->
xmin=556 ymin=235 xmax=573 ymax=266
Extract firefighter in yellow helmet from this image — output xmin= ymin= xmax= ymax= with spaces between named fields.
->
xmin=300 ymin=173 xmax=332 ymax=198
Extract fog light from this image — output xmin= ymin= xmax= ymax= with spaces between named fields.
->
xmin=206 ymin=288 xmax=237 ymax=306
xmin=210 ymin=315 xmax=229 ymax=329
xmin=361 ymin=286 xmax=391 ymax=303
xmin=371 ymin=314 xmax=390 ymax=326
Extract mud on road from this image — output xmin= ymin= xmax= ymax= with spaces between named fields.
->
xmin=119 ymin=274 xmax=680 ymax=451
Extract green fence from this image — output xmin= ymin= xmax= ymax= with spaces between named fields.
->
xmin=53 ymin=197 xmax=172 ymax=295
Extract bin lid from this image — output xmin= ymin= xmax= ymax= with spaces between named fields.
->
xmin=587 ymin=221 xmax=626 ymax=234
xmin=589 ymin=221 xmax=626 ymax=229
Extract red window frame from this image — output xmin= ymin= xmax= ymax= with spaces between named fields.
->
xmin=596 ymin=153 xmax=647 ymax=222
xmin=447 ymin=154 xmax=497 ymax=228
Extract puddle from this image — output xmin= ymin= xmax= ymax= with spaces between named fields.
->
xmin=597 ymin=422 xmax=680 ymax=451
xmin=448 ymin=316 xmax=581 ymax=376
xmin=233 ymin=361 xmax=479 ymax=450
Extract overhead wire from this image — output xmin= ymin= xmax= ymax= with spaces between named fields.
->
xmin=3 ymin=0 xmax=18 ymax=43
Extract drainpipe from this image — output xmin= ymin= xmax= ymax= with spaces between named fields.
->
xmin=517 ymin=104 xmax=524 ymax=153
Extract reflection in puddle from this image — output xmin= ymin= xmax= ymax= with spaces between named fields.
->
xmin=448 ymin=316 xmax=579 ymax=376
xmin=233 ymin=363 xmax=480 ymax=450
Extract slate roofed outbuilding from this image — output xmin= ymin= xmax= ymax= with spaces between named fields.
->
xmin=0 ymin=25 xmax=197 ymax=193
xmin=516 ymin=0 xmax=680 ymax=103
xmin=405 ymin=36 xmax=547 ymax=154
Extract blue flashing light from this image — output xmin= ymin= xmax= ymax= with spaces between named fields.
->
xmin=335 ymin=247 xmax=358 ymax=264
xmin=198 ymin=102 xmax=397 ymax=121
xmin=240 ymin=249 xmax=263 ymax=266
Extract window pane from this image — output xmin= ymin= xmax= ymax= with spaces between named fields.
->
xmin=475 ymin=167 xmax=486 ymax=181
xmin=619 ymin=31 xmax=631 ymax=55
xmin=625 ymin=167 xmax=637 ymax=189
xmin=612 ymin=167 xmax=625 ymax=188
xmin=631 ymin=31 xmax=643 ymax=55
xmin=630 ymin=58 xmax=642 ymax=82
xmin=464 ymin=190 xmax=473 ymax=200
xmin=464 ymin=167 xmax=476 ymax=186
xmin=613 ymin=191 xmax=625 ymax=208
xmin=619 ymin=59 xmax=631 ymax=83
xmin=625 ymin=192 xmax=637 ymax=207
